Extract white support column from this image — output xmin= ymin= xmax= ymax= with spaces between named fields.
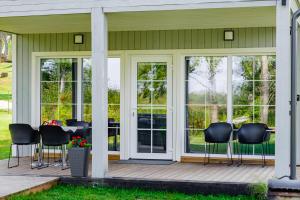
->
xmin=275 ymin=1 xmax=292 ymax=178
xmin=91 ymin=7 xmax=108 ymax=178
xmin=12 ymin=34 xmax=17 ymax=124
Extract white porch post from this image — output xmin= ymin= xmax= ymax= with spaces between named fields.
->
xmin=275 ymin=1 xmax=292 ymax=178
xmin=91 ymin=7 xmax=108 ymax=178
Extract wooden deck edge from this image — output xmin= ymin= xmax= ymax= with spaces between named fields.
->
xmin=59 ymin=176 xmax=252 ymax=196
xmin=181 ymin=156 xmax=275 ymax=166
xmin=1 ymin=178 xmax=58 ymax=200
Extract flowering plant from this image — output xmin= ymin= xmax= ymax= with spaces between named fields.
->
xmin=70 ymin=136 xmax=91 ymax=148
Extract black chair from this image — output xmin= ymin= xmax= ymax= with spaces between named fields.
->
xmin=39 ymin=125 xmax=71 ymax=169
xmin=204 ymin=122 xmax=233 ymax=165
xmin=66 ymin=119 xmax=78 ymax=126
xmin=237 ymin=123 xmax=270 ymax=167
xmin=8 ymin=124 xmax=40 ymax=169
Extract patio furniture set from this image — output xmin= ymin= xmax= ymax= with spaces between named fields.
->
xmin=7 ymin=120 xmax=273 ymax=170
xmin=7 ymin=120 xmax=95 ymax=170
xmin=204 ymin=122 xmax=273 ymax=167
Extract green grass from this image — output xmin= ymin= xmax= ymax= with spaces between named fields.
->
xmin=0 ymin=110 xmax=11 ymax=160
xmin=10 ymin=184 xmax=256 ymax=200
xmin=0 ymin=62 xmax=12 ymax=97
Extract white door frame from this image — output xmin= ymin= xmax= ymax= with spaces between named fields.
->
xmin=130 ymin=55 xmax=173 ymax=160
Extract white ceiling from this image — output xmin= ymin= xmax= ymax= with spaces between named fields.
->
xmin=0 ymin=6 xmax=275 ymax=34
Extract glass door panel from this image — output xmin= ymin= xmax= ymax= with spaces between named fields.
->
xmin=132 ymin=56 xmax=172 ymax=160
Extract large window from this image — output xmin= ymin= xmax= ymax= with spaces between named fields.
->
xmin=185 ymin=55 xmax=276 ymax=156
xmin=185 ymin=56 xmax=228 ymax=153
xmin=232 ymin=56 xmax=276 ymax=155
xmin=40 ymin=57 xmax=121 ymax=151
xmin=40 ymin=58 xmax=78 ymax=125
xmin=107 ymin=58 xmax=121 ymax=151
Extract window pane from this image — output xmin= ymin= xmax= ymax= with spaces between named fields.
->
xmin=153 ymin=130 xmax=166 ymax=153
xmin=41 ymin=82 xmax=58 ymax=104
xmin=186 ymin=80 xmax=206 ymax=105
xmin=186 ymin=130 xmax=205 ymax=153
xmin=108 ymin=58 xmax=121 ymax=104
xmin=108 ymin=105 xmax=120 ymax=123
xmin=138 ymin=130 xmax=151 ymax=153
xmin=41 ymin=105 xmax=58 ymax=123
xmin=254 ymin=81 xmax=275 ymax=105
xmin=254 ymin=106 xmax=275 ymax=127
xmin=137 ymin=81 xmax=151 ymax=105
xmin=186 ymin=105 xmax=205 ymax=129
xmin=232 ymin=56 xmax=254 ymax=81
xmin=138 ymin=63 xmax=152 ymax=80
xmin=137 ymin=107 xmax=151 ymax=129
xmin=58 ymin=105 xmax=73 ymax=125
xmin=59 ymin=58 xmax=77 ymax=82
xmin=233 ymin=80 xmax=253 ymax=105
xmin=233 ymin=106 xmax=253 ymax=128
xmin=254 ymin=56 xmax=276 ymax=80
xmin=153 ymin=108 xmax=167 ymax=129
xmin=59 ymin=82 xmax=76 ymax=104
xmin=153 ymin=63 xmax=167 ymax=81
xmin=205 ymin=105 xmax=227 ymax=127
xmin=83 ymin=58 xmax=92 ymax=82
xmin=152 ymin=81 xmax=167 ymax=105
xmin=83 ymin=104 xmax=92 ymax=123
xmin=41 ymin=59 xmax=59 ymax=81
xmin=82 ymin=82 xmax=92 ymax=104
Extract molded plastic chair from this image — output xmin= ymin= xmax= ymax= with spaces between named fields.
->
xmin=8 ymin=124 xmax=40 ymax=168
xmin=204 ymin=122 xmax=233 ymax=165
xmin=237 ymin=123 xmax=270 ymax=167
xmin=39 ymin=125 xmax=71 ymax=169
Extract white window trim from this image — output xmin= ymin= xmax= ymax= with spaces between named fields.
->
xmin=31 ymin=48 xmax=276 ymax=160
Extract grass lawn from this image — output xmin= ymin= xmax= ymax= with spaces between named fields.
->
xmin=0 ymin=110 xmax=11 ymax=160
xmin=0 ymin=62 xmax=12 ymax=99
xmin=10 ymin=185 xmax=256 ymax=200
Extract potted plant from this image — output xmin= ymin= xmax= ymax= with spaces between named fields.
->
xmin=68 ymin=136 xmax=91 ymax=177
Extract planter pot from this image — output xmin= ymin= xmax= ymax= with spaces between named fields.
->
xmin=69 ymin=147 xmax=90 ymax=177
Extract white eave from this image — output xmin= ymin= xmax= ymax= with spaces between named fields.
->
xmin=0 ymin=0 xmax=276 ymax=17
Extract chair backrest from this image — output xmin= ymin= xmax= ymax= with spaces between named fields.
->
xmin=39 ymin=125 xmax=69 ymax=146
xmin=9 ymin=124 xmax=36 ymax=145
xmin=204 ymin=122 xmax=232 ymax=143
xmin=237 ymin=123 xmax=268 ymax=144
xmin=66 ymin=119 xmax=77 ymax=126
xmin=76 ymin=121 xmax=90 ymax=128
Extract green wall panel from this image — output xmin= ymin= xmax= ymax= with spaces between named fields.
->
xmin=16 ymin=27 xmax=275 ymax=123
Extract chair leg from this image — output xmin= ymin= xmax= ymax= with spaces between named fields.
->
xmin=204 ymin=143 xmax=207 ymax=165
xmin=227 ymin=142 xmax=233 ymax=166
xmin=237 ymin=144 xmax=243 ymax=167
xmin=261 ymin=143 xmax=266 ymax=168
xmin=8 ymin=144 xmax=16 ymax=168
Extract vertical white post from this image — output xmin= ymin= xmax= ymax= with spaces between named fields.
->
xmin=275 ymin=2 xmax=292 ymax=178
xmin=12 ymin=34 xmax=17 ymax=123
xmin=91 ymin=7 xmax=108 ymax=178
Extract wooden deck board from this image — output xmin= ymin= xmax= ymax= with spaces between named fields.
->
xmin=0 ymin=158 xmax=275 ymax=184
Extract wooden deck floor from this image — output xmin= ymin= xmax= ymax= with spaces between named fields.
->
xmin=0 ymin=158 xmax=274 ymax=184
